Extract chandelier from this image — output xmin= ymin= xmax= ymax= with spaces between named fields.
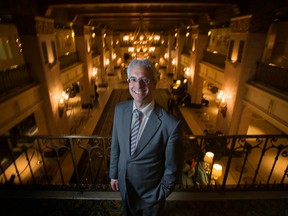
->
xmin=123 ymin=16 xmax=160 ymax=57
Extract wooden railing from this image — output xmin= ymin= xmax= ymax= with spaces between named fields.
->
xmin=0 ymin=134 xmax=287 ymax=198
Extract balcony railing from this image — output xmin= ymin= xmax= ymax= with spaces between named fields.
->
xmin=0 ymin=64 xmax=34 ymax=97
xmin=59 ymin=52 xmax=80 ymax=69
xmin=0 ymin=134 xmax=287 ymax=196
xmin=202 ymin=50 xmax=226 ymax=69
xmin=255 ymin=62 xmax=288 ymax=93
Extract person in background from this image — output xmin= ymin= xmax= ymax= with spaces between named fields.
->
xmin=167 ymin=94 xmax=176 ymax=114
xmin=109 ymin=58 xmax=182 ymax=216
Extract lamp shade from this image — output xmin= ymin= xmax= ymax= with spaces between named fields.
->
xmin=212 ymin=164 xmax=223 ymax=179
xmin=204 ymin=152 xmax=214 ymax=164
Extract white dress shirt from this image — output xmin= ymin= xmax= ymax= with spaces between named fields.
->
xmin=132 ymin=99 xmax=155 ymax=146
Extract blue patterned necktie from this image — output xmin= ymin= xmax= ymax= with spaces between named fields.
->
xmin=130 ymin=109 xmax=142 ymax=155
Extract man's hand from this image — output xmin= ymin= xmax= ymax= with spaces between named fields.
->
xmin=110 ymin=179 xmax=119 ymax=191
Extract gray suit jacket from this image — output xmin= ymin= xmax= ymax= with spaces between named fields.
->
xmin=109 ymin=100 xmax=182 ymax=208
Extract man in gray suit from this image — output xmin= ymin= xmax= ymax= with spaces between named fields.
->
xmin=109 ymin=58 xmax=182 ymax=215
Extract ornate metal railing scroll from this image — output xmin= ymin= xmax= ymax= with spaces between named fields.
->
xmin=0 ymin=134 xmax=287 ymax=192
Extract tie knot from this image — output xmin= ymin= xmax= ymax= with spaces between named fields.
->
xmin=134 ymin=109 xmax=142 ymax=118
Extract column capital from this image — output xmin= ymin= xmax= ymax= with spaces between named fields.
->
xmin=230 ymin=14 xmax=272 ymax=33
xmin=191 ymin=24 xmax=210 ymax=35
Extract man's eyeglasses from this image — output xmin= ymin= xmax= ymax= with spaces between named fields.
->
xmin=127 ymin=77 xmax=153 ymax=85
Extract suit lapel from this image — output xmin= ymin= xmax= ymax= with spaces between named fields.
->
xmin=123 ymin=102 xmax=133 ymax=156
xmin=133 ymin=104 xmax=162 ymax=156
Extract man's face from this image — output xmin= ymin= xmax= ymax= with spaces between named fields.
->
xmin=128 ymin=65 xmax=157 ymax=108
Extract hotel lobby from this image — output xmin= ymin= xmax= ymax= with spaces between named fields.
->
xmin=0 ymin=0 xmax=288 ymax=215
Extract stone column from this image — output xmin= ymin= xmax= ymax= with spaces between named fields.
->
xmin=189 ymin=24 xmax=209 ymax=106
xmin=215 ymin=15 xmax=271 ymax=134
xmin=166 ymin=31 xmax=174 ymax=75
xmin=174 ymin=27 xmax=185 ymax=80
xmin=16 ymin=16 xmax=67 ymax=134
xmin=105 ymin=32 xmax=114 ymax=75
xmin=99 ymin=29 xmax=107 ymax=87
xmin=74 ymin=24 xmax=94 ymax=108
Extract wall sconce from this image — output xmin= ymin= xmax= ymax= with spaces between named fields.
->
xmin=91 ymin=67 xmax=98 ymax=84
xmin=58 ymin=97 xmax=65 ymax=118
xmin=172 ymin=58 xmax=176 ymax=65
xmin=184 ymin=67 xmax=190 ymax=77
xmin=216 ymin=90 xmax=228 ymax=117
xmin=219 ymin=98 xmax=227 ymax=117
xmin=212 ymin=163 xmax=223 ymax=181
xmin=58 ymin=91 xmax=69 ymax=118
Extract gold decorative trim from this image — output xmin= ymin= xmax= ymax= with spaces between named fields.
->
xmin=35 ymin=17 xmax=54 ymax=34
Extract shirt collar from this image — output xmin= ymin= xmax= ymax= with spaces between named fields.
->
xmin=133 ymin=99 xmax=155 ymax=117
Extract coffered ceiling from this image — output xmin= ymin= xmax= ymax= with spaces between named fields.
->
xmin=2 ymin=0 xmax=286 ymax=34
xmin=43 ymin=1 xmax=242 ymax=33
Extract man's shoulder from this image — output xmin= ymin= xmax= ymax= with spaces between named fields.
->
xmin=155 ymin=104 xmax=180 ymax=123
xmin=115 ymin=100 xmax=132 ymax=110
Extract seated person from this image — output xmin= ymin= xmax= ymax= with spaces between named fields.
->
xmin=182 ymin=155 xmax=208 ymax=187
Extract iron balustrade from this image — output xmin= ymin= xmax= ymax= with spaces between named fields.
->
xmin=0 ymin=134 xmax=287 ymax=193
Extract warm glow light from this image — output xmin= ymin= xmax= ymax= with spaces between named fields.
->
xmin=128 ymin=47 xmax=134 ymax=52
xmin=204 ymin=152 xmax=214 ymax=164
xmin=172 ymin=58 xmax=176 ymax=65
xmin=217 ymin=90 xmax=223 ymax=100
xmin=117 ymin=58 xmax=122 ymax=66
xmin=212 ymin=164 xmax=223 ymax=179
xmin=124 ymin=17 xmax=158 ymax=57
xmin=92 ymin=33 xmax=95 ymax=38
xmin=149 ymin=47 xmax=155 ymax=52
xmin=64 ymin=93 xmax=69 ymax=101
xmin=92 ymin=67 xmax=98 ymax=77
xmin=159 ymin=57 xmax=165 ymax=65
xmin=59 ymin=97 xmax=64 ymax=106
xmin=154 ymin=35 xmax=160 ymax=41
xmin=123 ymin=35 xmax=129 ymax=41
xmin=184 ymin=67 xmax=190 ymax=77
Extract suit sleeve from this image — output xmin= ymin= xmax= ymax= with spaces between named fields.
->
xmin=109 ymin=106 xmax=120 ymax=180
xmin=160 ymin=119 xmax=182 ymax=198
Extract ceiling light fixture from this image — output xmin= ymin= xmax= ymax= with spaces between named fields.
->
xmin=123 ymin=15 xmax=160 ymax=57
